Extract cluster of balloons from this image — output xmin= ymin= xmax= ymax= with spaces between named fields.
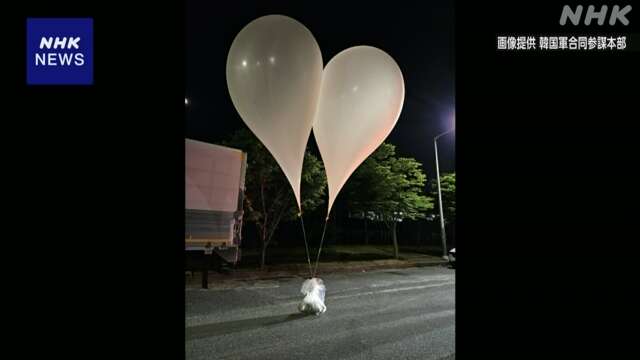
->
xmin=226 ymin=15 xmax=405 ymax=217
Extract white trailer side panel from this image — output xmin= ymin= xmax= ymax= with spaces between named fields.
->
xmin=185 ymin=139 xmax=243 ymax=212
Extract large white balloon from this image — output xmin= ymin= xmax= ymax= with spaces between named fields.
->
xmin=226 ymin=15 xmax=323 ymax=208
xmin=313 ymin=46 xmax=405 ymax=216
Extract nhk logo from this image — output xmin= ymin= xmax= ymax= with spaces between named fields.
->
xmin=36 ymin=37 xmax=85 ymax=66
xmin=27 ymin=18 xmax=93 ymax=85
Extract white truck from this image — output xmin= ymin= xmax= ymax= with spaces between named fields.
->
xmin=185 ymin=139 xmax=246 ymax=270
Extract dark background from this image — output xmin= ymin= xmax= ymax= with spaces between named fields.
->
xmin=457 ymin=1 xmax=639 ymax=357
xmin=11 ymin=1 xmax=184 ymax=359
xmin=10 ymin=0 xmax=640 ymax=358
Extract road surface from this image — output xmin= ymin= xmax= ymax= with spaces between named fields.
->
xmin=186 ymin=266 xmax=455 ymax=360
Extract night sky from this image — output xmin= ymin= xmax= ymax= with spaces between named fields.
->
xmin=186 ymin=0 xmax=455 ymax=179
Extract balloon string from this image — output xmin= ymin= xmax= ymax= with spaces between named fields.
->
xmin=312 ymin=218 xmax=329 ymax=278
xmin=299 ymin=213 xmax=313 ymax=279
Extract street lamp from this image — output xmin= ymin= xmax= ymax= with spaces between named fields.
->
xmin=434 ymin=127 xmax=454 ymax=260
xmin=185 ymin=97 xmax=190 ymax=106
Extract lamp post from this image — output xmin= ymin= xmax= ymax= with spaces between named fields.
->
xmin=434 ymin=128 xmax=453 ymax=260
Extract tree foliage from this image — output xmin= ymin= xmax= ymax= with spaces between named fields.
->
xmin=344 ymin=143 xmax=433 ymax=258
xmin=224 ymin=128 xmax=327 ymax=268
xmin=345 ymin=143 xmax=433 ymax=221
xmin=432 ymin=172 xmax=455 ymax=223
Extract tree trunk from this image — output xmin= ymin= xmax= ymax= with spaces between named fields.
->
xmin=392 ymin=222 xmax=399 ymax=259
xmin=260 ymin=242 xmax=267 ymax=270
xmin=259 ymin=221 xmax=268 ymax=270
xmin=259 ymin=178 xmax=268 ymax=270
xmin=364 ymin=217 xmax=369 ymax=245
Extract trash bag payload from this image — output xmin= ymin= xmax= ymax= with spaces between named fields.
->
xmin=298 ymin=278 xmax=326 ymax=315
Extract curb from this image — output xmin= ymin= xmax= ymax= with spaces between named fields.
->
xmin=186 ymin=259 xmax=450 ymax=286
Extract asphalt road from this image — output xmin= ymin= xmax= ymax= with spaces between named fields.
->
xmin=186 ymin=266 xmax=455 ymax=360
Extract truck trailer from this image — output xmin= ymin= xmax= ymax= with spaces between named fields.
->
xmin=185 ymin=139 xmax=246 ymax=267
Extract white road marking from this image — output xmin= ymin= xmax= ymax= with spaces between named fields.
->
xmin=331 ymin=281 xmax=454 ymax=300
xmin=370 ymin=275 xmax=453 ymax=288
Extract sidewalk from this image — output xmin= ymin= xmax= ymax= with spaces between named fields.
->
xmin=185 ymin=246 xmax=449 ymax=288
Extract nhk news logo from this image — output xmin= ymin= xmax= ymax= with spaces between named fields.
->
xmin=26 ymin=18 xmax=93 ymax=85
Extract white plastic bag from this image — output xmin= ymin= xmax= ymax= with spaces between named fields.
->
xmin=298 ymin=278 xmax=326 ymax=315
